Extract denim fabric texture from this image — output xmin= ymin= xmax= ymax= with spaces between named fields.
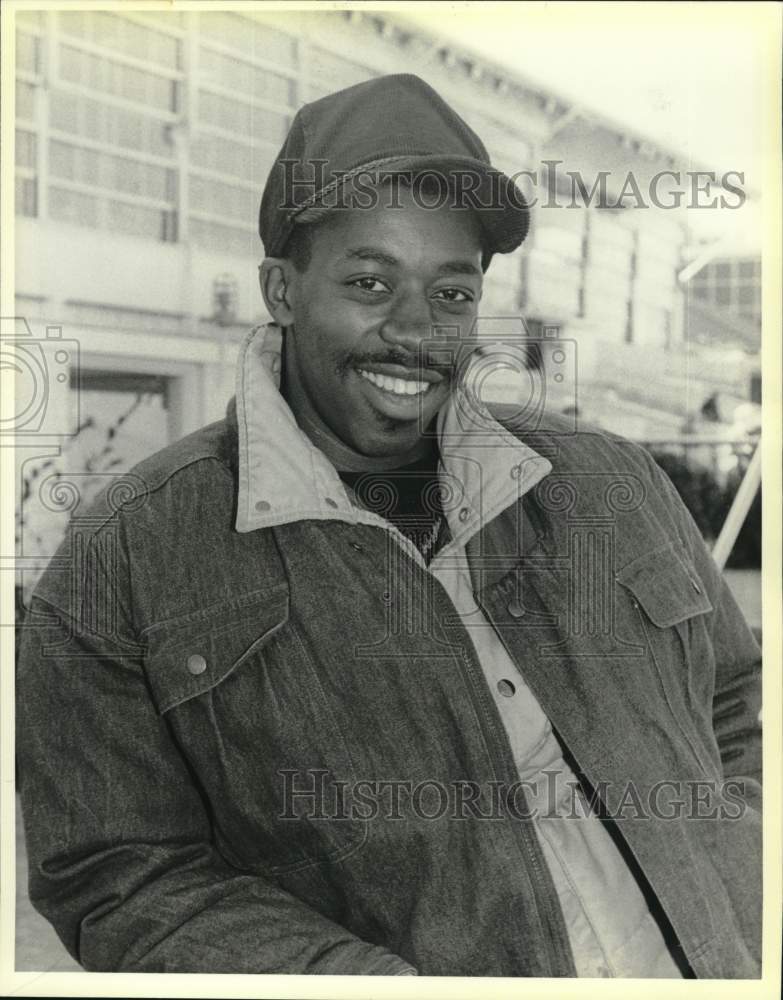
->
xmin=16 ymin=330 xmax=762 ymax=977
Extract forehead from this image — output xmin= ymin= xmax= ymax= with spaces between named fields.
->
xmin=308 ymin=184 xmax=484 ymax=268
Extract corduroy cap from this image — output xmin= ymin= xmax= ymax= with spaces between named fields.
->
xmin=258 ymin=74 xmax=530 ymax=262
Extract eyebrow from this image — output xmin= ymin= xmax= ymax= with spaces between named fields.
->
xmin=343 ymin=247 xmax=481 ymax=277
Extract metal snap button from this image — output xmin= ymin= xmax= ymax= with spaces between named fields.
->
xmin=324 ymin=497 xmax=338 ymax=509
xmin=507 ymin=599 xmax=526 ymax=618
xmin=350 ymin=541 xmax=364 ymax=552
xmin=186 ymin=653 xmax=207 ymax=676
xmin=497 ymin=679 xmax=516 ymax=697
xmin=255 ymin=500 xmax=271 ymax=512
xmin=458 ymin=507 xmax=470 ymax=522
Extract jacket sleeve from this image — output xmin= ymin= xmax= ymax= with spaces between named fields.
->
xmin=640 ymin=449 xmax=762 ymax=794
xmin=16 ymin=523 xmax=416 ymax=975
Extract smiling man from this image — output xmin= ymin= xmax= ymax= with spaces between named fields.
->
xmin=17 ymin=75 xmax=762 ymax=979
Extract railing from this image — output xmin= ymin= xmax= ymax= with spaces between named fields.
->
xmin=632 ymin=435 xmax=757 ymax=480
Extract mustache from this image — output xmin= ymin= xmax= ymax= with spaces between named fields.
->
xmin=337 ymin=346 xmax=469 ymax=378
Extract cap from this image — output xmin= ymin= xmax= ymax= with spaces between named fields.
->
xmin=258 ymin=74 xmax=530 ymax=262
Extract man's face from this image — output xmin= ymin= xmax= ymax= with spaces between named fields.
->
xmin=281 ymin=185 xmax=484 ymax=460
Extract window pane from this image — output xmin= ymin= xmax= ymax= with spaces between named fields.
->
xmin=114 ymin=106 xmax=144 ymax=148
xmin=49 ymin=186 xmax=100 ymax=226
xmin=15 ymin=130 xmax=37 ymax=168
xmin=190 ymin=217 xmax=256 ymax=256
xmin=49 ymin=140 xmax=76 ymax=179
xmin=16 ymin=31 xmax=40 ymax=74
xmin=190 ymin=133 xmax=253 ymax=180
xmin=715 ymin=261 xmax=731 ymax=281
xmin=107 ymin=199 xmax=161 ymax=238
xmin=739 ymin=259 xmax=758 ymax=279
xmin=248 ymin=18 xmax=297 ymax=68
xmin=198 ymin=12 xmax=253 ymax=55
xmin=15 ymin=177 xmax=37 ymax=217
xmin=189 ymin=173 xmax=255 ymax=221
xmin=50 ymin=89 xmax=79 ymax=132
xmin=199 ymin=13 xmax=298 ymax=68
xmin=59 ymin=45 xmax=82 ymax=83
xmin=81 ymin=97 xmax=107 ymax=142
xmin=250 ymin=104 xmax=289 ymax=142
xmin=198 ymin=46 xmax=293 ymax=107
xmin=252 ymin=66 xmax=294 ymax=106
xmin=16 ymin=81 xmax=36 ymax=122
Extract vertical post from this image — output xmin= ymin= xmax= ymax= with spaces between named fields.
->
xmin=711 ymin=443 xmax=761 ymax=572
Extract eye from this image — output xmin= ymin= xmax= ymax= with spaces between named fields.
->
xmin=432 ymin=287 xmax=475 ymax=304
xmin=347 ymin=276 xmax=391 ymax=294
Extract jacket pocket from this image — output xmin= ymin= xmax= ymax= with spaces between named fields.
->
xmin=142 ymin=585 xmax=367 ymax=874
xmin=616 ymin=544 xmax=720 ymax=776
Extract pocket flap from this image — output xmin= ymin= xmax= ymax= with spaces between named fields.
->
xmin=142 ymin=586 xmax=289 ymax=713
xmin=616 ymin=545 xmax=713 ymax=627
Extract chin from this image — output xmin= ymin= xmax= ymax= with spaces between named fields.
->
xmin=354 ymin=431 xmax=423 ymax=458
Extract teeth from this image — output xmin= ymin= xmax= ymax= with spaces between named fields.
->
xmin=357 ymin=369 xmax=429 ymax=396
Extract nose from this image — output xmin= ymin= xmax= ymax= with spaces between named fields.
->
xmin=378 ymin=291 xmax=433 ymax=356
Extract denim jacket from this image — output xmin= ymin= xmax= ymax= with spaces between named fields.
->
xmin=16 ymin=336 xmax=762 ymax=978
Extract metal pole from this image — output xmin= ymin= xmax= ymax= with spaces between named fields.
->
xmin=711 ymin=441 xmax=761 ymax=572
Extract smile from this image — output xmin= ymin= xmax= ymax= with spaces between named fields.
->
xmin=357 ymin=369 xmax=431 ymax=396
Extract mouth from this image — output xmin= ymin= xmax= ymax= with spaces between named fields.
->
xmin=356 ymin=368 xmax=431 ymax=397
xmin=354 ymin=365 xmax=447 ymax=419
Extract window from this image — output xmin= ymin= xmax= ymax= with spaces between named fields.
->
xmin=50 ymin=90 xmax=176 ymax=159
xmin=190 ymin=174 xmax=256 ymax=222
xmin=190 ymin=132 xmax=255 ymax=180
xmin=58 ymin=44 xmax=179 ymax=113
xmin=198 ymin=47 xmax=294 ymax=107
xmin=49 ymin=140 xmax=75 ymax=179
xmin=15 ymin=130 xmax=37 ymax=168
xmin=310 ymin=47 xmax=374 ymax=91
xmin=49 ymin=186 xmax=100 ymax=226
xmin=739 ymin=259 xmax=759 ymax=279
xmin=16 ymin=31 xmax=40 ymax=74
xmin=16 ymin=81 xmax=36 ymax=122
xmin=161 ymin=210 xmax=178 ymax=242
xmin=106 ymin=199 xmax=164 ymax=239
xmin=198 ymin=89 xmax=289 ymax=143
xmin=198 ymin=12 xmax=297 ymax=68
xmin=15 ymin=177 xmax=37 ymax=217
xmin=59 ymin=11 xmax=182 ymax=70
xmin=714 ymin=261 xmax=731 ymax=282
xmin=738 ymin=285 xmax=758 ymax=307
xmin=190 ymin=218 xmax=257 ymax=256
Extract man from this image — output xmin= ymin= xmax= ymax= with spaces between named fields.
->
xmin=16 ymin=74 xmax=761 ymax=978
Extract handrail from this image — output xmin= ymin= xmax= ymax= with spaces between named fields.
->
xmin=632 ymin=436 xmax=756 ymax=449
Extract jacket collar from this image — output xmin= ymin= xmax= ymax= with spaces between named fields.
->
xmin=234 ymin=324 xmax=551 ymax=548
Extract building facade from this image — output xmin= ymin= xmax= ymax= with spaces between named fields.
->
xmin=689 ymin=255 xmax=762 ymax=330
xmin=12 ymin=7 xmax=759 ymax=581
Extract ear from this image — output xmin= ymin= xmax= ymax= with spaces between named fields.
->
xmin=259 ymin=258 xmax=296 ymax=327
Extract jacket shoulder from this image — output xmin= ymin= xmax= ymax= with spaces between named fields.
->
xmin=489 ymin=403 xmax=657 ymax=477
xmin=58 ymin=416 xmax=238 ymax=536
xmin=127 ymin=416 xmax=236 ymax=497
